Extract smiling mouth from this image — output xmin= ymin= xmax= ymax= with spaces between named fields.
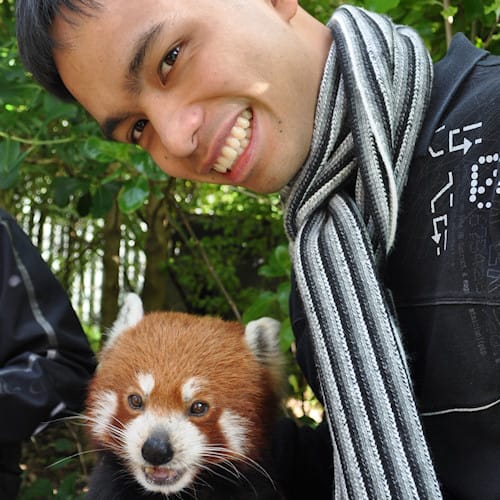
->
xmin=212 ymin=109 xmax=252 ymax=174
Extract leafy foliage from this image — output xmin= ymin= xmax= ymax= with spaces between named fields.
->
xmin=20 ymin=424 xmax=90 ymax=499
xmin=242 ymin=244 xmax=293 ymax=351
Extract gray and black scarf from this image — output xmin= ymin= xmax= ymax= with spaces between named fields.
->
xmin=282 ymin=6 xmax=441 ymax=499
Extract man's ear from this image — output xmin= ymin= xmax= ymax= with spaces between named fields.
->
xmin=270 ymin=0 xmax=298 ymax=22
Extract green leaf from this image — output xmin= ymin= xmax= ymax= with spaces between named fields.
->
xmin=242 ymin=291 xmax=281 ymax=323
xmin=0 ymin=167 xmax=19 ymax=190
xmin=462 ymin=0 xmax=486 ymax=19
xmin=366 ymin=0 xmax=400 ymax=13
xmin=83 ymin=324 xmax=103 ymax=353
xmin=91 ymin=181 xmax=121 ymax=218
xmin=277 ymin=281 xmax=291 ymax=315
xmin=0 ymin=80 xmax=39 ymax=106
xmin=484 ymin=0 xmax=500 ymax=17
xmin=279 ymin=317 xmax=294 ymax=352
xmin=0 ymin=139 xmax=28 ymax=189
xmin=84 ymin=136 xmax=132 ymax=163
xmin=53 ymin=438 xmax=74 ymax=452
xmin=55 ymin=471 xmax=80 ymax=497
xmin=259 ymin=244 xmax=290 ymax=278
xmin=43 ymin=93 xmax=78 ymax=122
xmin=441 ymin=5 xmax=458 ymax=19
xmin=131 ymin=150 xmax=169 ymax=180
xmin=118 ymin=176 xmax=149 ymax=213
xmin=18 ymin=478 xmax=53 ymax=499
xmin=53 ymin=177 xmax=87 ymax=207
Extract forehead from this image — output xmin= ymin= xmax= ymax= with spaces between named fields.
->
xmin=51 ymin=0 xmax=180 ymax=113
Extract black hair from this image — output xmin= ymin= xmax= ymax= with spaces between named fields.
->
xmin=15 ymin=0 xmax=102 ymax=102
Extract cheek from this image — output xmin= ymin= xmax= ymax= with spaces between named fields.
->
xmin=87 ymin=390 xmax=118 ymax=445
xmin=218 ymin=410 xmax=249 ymax=456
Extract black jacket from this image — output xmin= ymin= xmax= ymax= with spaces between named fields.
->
xmin=0 ymin=208 xmax=95 ymax=446
xmin=287 ymin=34 xmax=500 ymax=499
xmin=387 ymin=34 xmax=500 ymax=499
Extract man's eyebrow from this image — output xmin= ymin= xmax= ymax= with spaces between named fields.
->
xmin=126 ymin=22 xmax=165 ymax=94
xmin=100 ymin=23 xmax=165 ymax=141
xmin=101 ymin=114 xmax=131 ymax=141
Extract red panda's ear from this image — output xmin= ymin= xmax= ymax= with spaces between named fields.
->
xmin=244 ymin=317 xmax=282 ymax=365
xmin=104 ymin=293 xmax=144 ymax=350
xmin=244 ymin=317 xmax=283 ymax=393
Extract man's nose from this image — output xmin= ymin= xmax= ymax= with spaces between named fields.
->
xmin=147 ymin=99 xmax=203 ymax=158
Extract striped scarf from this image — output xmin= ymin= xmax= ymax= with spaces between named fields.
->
xmin=282 ymin=6 xmax=441 ymax=499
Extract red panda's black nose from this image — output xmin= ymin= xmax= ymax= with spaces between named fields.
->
xmin=142 ymin=432 xmax=174 ymax=465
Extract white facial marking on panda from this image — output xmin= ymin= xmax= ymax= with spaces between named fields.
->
xmin=218 ymin=409 xmax=249 ymax=455
xmin=123 ymin=410 xmax=208 ymax=495
xmin=181 ymin=376 xmax=205 ymax=403
xmin=137 ymin=372 xmax=155 ymax=397
xmin=90 ymin=390 xmax=118 ymax=441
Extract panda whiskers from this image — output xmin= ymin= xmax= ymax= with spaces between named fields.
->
xmin=33 ymin=413 xmax=96 ymax=472
xmin=177 ymin=485 xmax=202 ymax=500
xmin=49 ymin=411 xmax=128 ymax=446
xmin=197 ymin=444 xmax=275 ymax=490
xmin=47 ymin=447 xmax=106 ymax=469
xmin=44 ymin=412 xmax=128 ymax=470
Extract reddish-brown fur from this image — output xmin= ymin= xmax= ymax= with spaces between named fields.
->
xmin=86 ymin=311 xmax=281 ymax=461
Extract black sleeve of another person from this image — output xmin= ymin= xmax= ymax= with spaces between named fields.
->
xmin=0 ymin=208 xmax=96 ymax=444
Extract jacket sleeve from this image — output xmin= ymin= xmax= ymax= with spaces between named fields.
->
xmin=0 ymin=209 xmax=96 ymax=444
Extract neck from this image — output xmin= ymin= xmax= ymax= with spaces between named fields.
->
xmin=292 ymin=7 xmax=334 ymax=93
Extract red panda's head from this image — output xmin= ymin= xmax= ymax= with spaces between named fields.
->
xmin=86 ymin=294 xmax=283 ymax=496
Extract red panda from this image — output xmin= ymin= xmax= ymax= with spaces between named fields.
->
xmin=85 ymin=294 xmax=284 ymax=499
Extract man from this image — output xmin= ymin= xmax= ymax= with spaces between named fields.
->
xmin=0 ymin=208 xmax=96 ymax=498
xmin=16 ymin=1 xmax=500 ymax=498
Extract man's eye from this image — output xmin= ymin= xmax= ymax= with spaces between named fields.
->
xmin=159 ymin=45 xmax=180 ymax=84
xmin=131 ymin=119 xmax=148 ymax=143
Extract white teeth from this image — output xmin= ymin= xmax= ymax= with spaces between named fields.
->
xmin=226 ymin=138 xmax=241 ymax=149
xmin=231 ymin=126 xmax=247 ymax=140
xmin=212 ymin=110 xmax=252 ymax=174
xmin=236 ymin=116 xmax=250 ymax=128
xmin=221 ymin=146 xmax=238 ymax=161
xmin=213 ymin=164 xmax=228 ymax=173
xmin=217 ymin=156 xmax=233 ymax=168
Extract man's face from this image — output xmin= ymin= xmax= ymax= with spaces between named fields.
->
xmin=52 ymin=0 xmax=325 ymax=193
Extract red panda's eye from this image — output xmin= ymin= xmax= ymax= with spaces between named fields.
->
xmin=128 ymin=394 xmax=144 ymax=410
xmin=189 ymin=401 xmax=209 ymax=416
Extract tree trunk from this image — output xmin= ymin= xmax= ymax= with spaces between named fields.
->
xmin=141 ymin=191 xmax=187 ymax=313
xmin=100 ymin=202 xmax=121 ymax=331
